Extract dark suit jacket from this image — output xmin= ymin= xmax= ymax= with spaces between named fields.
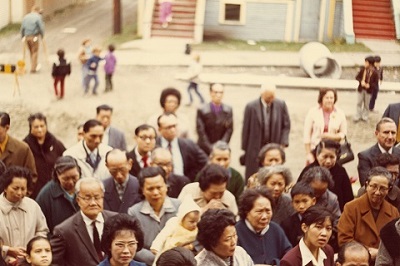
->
xmin=383 ymin=103 xmax=400 ymax=129
xmin=1 ymin=135 xmax=37 ymax=191
xmin=357 ymin=143 xmax=400 ymax=186
xmin=167 ymin=173 xmax=190 ymax=198
xmin=103 ymin=175 xmax=141 ymax=213
xmin=280 ymin=244 xmax=334 ymax=266
xmin=356 ymin=66 xmax=379 ymax=94
xmin=241 ymin=97 xmax=291 ymax=178
xmin=127 ymin=147 xmax=142 ymax=177
xmin=156 ymin=137 xmax=208 ymax=182
xmin=51 ymin=210 xmax=117 ymax=266
xmin=196 ymin=102 xmax=233 ymax=154
xmin=108 ymin=126 xmax=127 ymax=151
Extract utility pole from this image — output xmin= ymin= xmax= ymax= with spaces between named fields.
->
xmin=113 ymin=0 xmax=121 ymax=34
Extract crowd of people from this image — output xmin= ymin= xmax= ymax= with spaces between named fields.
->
xmin=1 ymin=74 xmax=400 ymax=266
xmin=4 ymin=17 xmax=400 ymax=264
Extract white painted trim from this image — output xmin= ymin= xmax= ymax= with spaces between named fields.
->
xmin=285 ymin=1 xmax=294 ymax=41
xmin=194 ymin=0 xmax=206 ymax=43
xmin=343 ymin=0 xmax=355 ymax=43
xmin=318 ymin=0 xmax=326 ymax=42
xmin=247 ymin=0 xmax=293 ymax=3
xmin=142 ymin=0 xmax=155 ymax=39
xmin=293 ymin=0 xmax=302 ymax=42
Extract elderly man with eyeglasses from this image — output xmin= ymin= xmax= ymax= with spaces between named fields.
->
xmin=103 ymin=149 xmax=141 ymax=213
xmin=338 ymin=166 xmax=399 ymax=262
xmin=51 ymin=177 xmax=118 ymax=266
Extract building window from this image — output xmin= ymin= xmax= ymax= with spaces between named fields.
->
xmin=219 ymin=0 xmax=246 ymax=25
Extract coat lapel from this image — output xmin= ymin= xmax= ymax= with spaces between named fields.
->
xmin=359 ymin=194 xmax=380 ymax=239
xmin=74 ymin=214 xmax=99 ymax=263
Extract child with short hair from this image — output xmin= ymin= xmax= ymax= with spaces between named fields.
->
xmin=52 ymin=49 xmax=71 ymax=100
xmin=104 ymin=44 xmax=116 ymax=92
xmin=84 ymin=47 xmax=102 ymax=95
xmin=150 ymin=196 xmax=200 ymax=259
xmin=369 ymin=55 xmax=383 ymax=112
xmin=280 ymin=182 xmax=316 ymax=247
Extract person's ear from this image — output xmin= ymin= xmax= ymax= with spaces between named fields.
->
xmin=127 ymin=159 xmax=133 ymax=170
xmin=301 ymin=223 xmax=308 ymax=234
xmin=335 ymin=262 xmax=341 ymax=266
xmin=26 ymin=255 xmax=32 ymax=264
xmin=311 ymin=197 xmax=316 ymax=205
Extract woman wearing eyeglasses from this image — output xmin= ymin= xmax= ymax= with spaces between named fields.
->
xmin=338 ymin=166 xmax=400 ymax=262
xmin=99 ymin=214 xmax=146 ymax=266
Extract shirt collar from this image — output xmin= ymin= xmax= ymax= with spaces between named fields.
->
xmin=161 ymin=137 xmax=178 ymax=147
xmin=114 ymin=176 xmax=129 ymax=188
xmin=84 ymin=140 xmax=98 ymax=154
xmin=81 ymin=211 xmax=104 ymax=225
xmin=378 ymin=143 xmax=393 ymax=154
xmin=134 ymin=147 xmax=150 ymax=160
xmin=299 ymin=238 xmax=327 ymax=266
xmin=0 ymin=134 xmax=9 ymax=153
xmin=140 ymin=197 xmax=176 ymax=222
xmin=244 ymin=219 xmax=269 ymax=235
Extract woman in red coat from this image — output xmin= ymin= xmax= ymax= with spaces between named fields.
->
xmin=281 ymin=205 xmax=335 ymax=266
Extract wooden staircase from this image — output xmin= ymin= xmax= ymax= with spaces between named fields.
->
xmin=352 ymin=0 xmax=396 ymax=40
xmin=151 ymin=0 xmax=196 ymax=39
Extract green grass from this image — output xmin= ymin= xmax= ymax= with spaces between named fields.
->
xmin=0 ymin=23 xmax=21 ymax=36
xmin=192 ymin=39 xmax=371 ymax=53
xmin=103 ymin=23 xmax=141 ymax=47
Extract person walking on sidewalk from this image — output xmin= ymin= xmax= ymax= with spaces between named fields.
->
xmin=104 ymin=44 xmax=116 ymax=92
xmin=21 ymin=5 xmax=45 ymax=73
xmin=185 ymin=54 xmax=205 ymax=106
xmin=52 ymin=49 xmax=71 ymax=100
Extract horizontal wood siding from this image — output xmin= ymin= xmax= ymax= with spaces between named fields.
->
xmin=204 ymin=0 xmax=287 ymax=41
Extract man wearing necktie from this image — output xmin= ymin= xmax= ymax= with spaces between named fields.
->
xmin=103 ymin=149 xmax=140 ymax=213
xmin=241 ymin=83 xmax=291 ymax=179
xmin=64 ymin=119 xmax=112 ymax=180
xmin=358 ymin=117 xmax=400 ymax=186
xmin=354 ymin=56 xmax=379 ymax=122
xmin=51 ymin=178 xmax=117 ymax=266
xmin=196 ymin=83 xmax=233 ymax=155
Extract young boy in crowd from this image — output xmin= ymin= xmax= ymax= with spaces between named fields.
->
xmin=52 ymin=49 xmax=71 ymax=100
xmin=369 ymin=55 xmax=383 ymax=112
xmin=104 ymin=44 xmax=116 ymax=92
xmin=84 ymin=47 xmax=102 ymax=95
xmin=280 ymin=182 xmax=316 ymax=246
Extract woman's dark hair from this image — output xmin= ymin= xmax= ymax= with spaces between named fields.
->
xmin=317 ymin=88 xmax=337 ymax=104
xmin=197 ymin=209 xmax=236 ymax=251
xmin=257 ymin=143 xmax=286 ymax=166
xmin=156 ymin=247 xmax=197 ymax=266
xmin=52 ymin=156 xmax=81 ymax=183
xmin=27 ymin=112 xmax=47 ymax=131
xmin=101 ymin=214 xmax=144 ymax=259
xmin=26 ymin=236 xmax=51 ymax=256
xmin=238 ymin=188 xmax=274 ymax=221
xmin=160 ymin=88 xmax=181 ymax=109
xmin=0 ymin=166 xmax=33 ymax=192
xmin=301 ymin=166 xmax=334 ymax=190
xmin=301 ymin=205 xmax=333 ymax=227
xmin=198 ymin=164 xmax=229 ymax=192
xmin=108 ymin=44 xmax=115 ymax=52
xmin=290 ymin=181 xmax=315 ymax=198
xmin=138 ymin=166 xmax=166 ymax=188
xmin=314 ymin=139 xmax=341 ymax=158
